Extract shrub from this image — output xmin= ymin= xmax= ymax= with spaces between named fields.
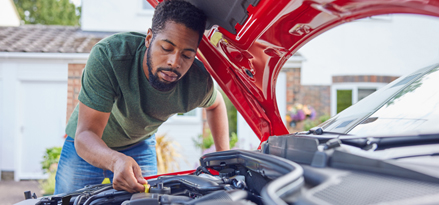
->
xmin=39 ymin=146 xmax=62 ymax=195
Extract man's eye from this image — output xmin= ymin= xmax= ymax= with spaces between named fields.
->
xmin=161 ymin=46 xmax=172 ymax=52
xmin=182 ymin=55 xmax=191 ymax=59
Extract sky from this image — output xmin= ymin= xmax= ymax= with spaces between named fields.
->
xmin=71 ymin=0 xmax=81 ymax=7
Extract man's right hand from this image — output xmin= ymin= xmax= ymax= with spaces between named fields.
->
xmin=75 ymin=102 xmax=148 ymax=193
xmin=111 ymin=153 xmax=148 ymax=193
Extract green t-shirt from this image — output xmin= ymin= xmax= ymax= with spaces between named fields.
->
xmin=65 ymin=32 xmax=217 ymax=150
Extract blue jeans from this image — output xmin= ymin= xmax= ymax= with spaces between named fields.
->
xmin=54 ymin=136 xmax=157 ymax=195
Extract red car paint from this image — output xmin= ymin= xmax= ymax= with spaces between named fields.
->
xmin=147 ymin=0 xmax=439 ymax=144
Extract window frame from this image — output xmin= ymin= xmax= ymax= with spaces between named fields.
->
xmin=331 ymin=82 xmax=387 ymax=116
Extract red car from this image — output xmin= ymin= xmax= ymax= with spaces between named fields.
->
xmin=17 ymin=0 xmax=439 ymax=204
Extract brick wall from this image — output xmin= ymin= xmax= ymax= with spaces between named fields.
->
xmin=284 ymin=67 xmax=331 ymax=117
xmin=285 ymin=67 xmax=302 ymax=105
xmin=295 ymin=86 xmax=331 ymax=117
xmin=284 ymin=67 xmax=331 ymax=132
xmin=66 ymin=63 xmax=85 ymax=123
xmin=332 ymin=75 xmax=399 ymax=83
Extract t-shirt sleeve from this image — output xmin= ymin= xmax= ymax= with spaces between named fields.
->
xmin=199 ymin=78 xmax=218 ymax=108
xmin=78 ymin=44 xmax=118 ymax=112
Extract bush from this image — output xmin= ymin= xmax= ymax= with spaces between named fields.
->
xmin=39 ymin=146 xmax=62 ymax=195
xmin=193 ymin=130 xmax=238 ymax=152
xmin=303 ymin=114 xmax=331 ymax=131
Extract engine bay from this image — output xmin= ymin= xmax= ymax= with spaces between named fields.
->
xmin=16 ymin=138 xmax=439 ymax=205
xmin=17 ymin=149 xmax=302 ymax=205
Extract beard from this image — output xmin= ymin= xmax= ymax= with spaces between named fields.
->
xmin=146 ymin=46 xmax=182 ymax=92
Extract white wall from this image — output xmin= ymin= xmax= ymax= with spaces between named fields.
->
xmin=81 ymin=0 xmax=153 ymax=33
xmin=0 ymin=63 xmax=3 ymax=180
xmin=298 ymin=14 xmax=439 ymax=85
xmin=0 ymin=0 xmax=20 ymax=26
xmin=0 ymin=53 xmax=87 ymax=180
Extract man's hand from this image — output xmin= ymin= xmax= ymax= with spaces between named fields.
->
xmin=75 ymin=102 xmax=148 ymax=193
xmin=111 ymin=153 xmax=148 ymax=193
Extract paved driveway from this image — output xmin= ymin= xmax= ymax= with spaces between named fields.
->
xmin=0 ymin=180 xmax=41 ymax=205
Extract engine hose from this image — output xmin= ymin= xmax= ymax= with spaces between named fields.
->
xmin=82 ymin=190 xmax=130 ymax=205
xmin=73 ymin=195 xmax=85 ymax=205
xmin=91 ymin=185 xmax=113 ymax=194
xmin=72 ymin=184 xmax=113 ymax=205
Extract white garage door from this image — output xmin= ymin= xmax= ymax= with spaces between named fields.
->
xmin=17 ymin=81 xmax=67 ymax=179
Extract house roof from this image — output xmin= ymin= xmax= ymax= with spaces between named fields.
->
xmin=0 ymin=25 xmax=114 ymax=53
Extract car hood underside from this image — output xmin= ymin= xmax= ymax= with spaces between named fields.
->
xmin=146 ymin=0 xmax=439 ymax=143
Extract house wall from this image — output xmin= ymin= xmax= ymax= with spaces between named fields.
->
xmin=0 ymin=0 xmax=20 ymax=27
xmin=0 ymin=62 xmax=3 ymax=180
xmin=298 ymin=14 xmax=439 ymax=86
xmin=81 ymin=0 xmax=153 ymax=33
xmin=284 ymin=66 xmax=331 ymax=132
xmin=285 ymin=67 xmax=331 ymax=117
xmin=0 ymin=57 xmax=67 ymax=180
xmin=0 ymin=53 xmax=87 ymax=180
xmin=66 ymin=64 xmax=85 ymax=123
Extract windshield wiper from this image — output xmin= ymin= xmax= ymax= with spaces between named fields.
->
xmin=307 ymin=127 xmax=350 ymax=136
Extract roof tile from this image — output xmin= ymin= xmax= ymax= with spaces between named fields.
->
xmin=0 ymin=25 xmax=112 ymax=53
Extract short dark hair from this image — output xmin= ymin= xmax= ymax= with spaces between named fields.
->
xmin=152 ymin=0 xmax=207 ymax=43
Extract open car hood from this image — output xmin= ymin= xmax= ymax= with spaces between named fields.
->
xmin=147 ymin=0 xmax=439 ymax=143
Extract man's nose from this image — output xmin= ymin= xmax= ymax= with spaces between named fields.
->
xmin=167 ymin=53 xmax=181 ymax=69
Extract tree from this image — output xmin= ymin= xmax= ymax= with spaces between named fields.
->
xmin=13 ymin=0 xmax=81 ymax=26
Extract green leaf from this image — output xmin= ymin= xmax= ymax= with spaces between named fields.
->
xmin=13 ymin=0 xmax=80 ymax=25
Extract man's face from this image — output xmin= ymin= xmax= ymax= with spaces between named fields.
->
xmin=144 ymin=21 xmax=200 ymax=91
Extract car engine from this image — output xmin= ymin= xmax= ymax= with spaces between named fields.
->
xmin=16 ymin=149 xmax=303 ymax=205
xmin=16 ymin=135 xmax=439 ymax=205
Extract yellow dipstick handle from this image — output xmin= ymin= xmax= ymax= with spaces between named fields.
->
xmin=144 ymin=184 xmax=150 ymax=193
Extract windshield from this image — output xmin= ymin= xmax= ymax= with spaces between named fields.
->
xmin=348 ymin=66 xmax=439 ymax=136
xmin=319 ymin=64 xmax=439 ymax=136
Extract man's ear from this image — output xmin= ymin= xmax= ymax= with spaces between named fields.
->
xmin=145 ymin=29 xmax=153 ymax=48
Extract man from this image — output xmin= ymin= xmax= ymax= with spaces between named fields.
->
xmin=55 ymin=0 xmax=229 ymax=194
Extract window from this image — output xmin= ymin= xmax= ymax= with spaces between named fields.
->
xmin=358 ymin=88 xmax=377 ymax=101
xmin=331 ymin=83 xmax=385 ymax=115
xmin=336 ymin=89 xmax=353 ymax=113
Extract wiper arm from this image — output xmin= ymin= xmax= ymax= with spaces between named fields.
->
xmin=307 ymin=127 xmax=324 ymax=135
xmin=307 ymin=127 xmax=350 ymax=136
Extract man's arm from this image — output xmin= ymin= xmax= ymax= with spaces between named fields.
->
xmin=75 ymin=102 xmax=147 ymax=193
xmin=205 ymin=90 xmax=230 ymax=151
